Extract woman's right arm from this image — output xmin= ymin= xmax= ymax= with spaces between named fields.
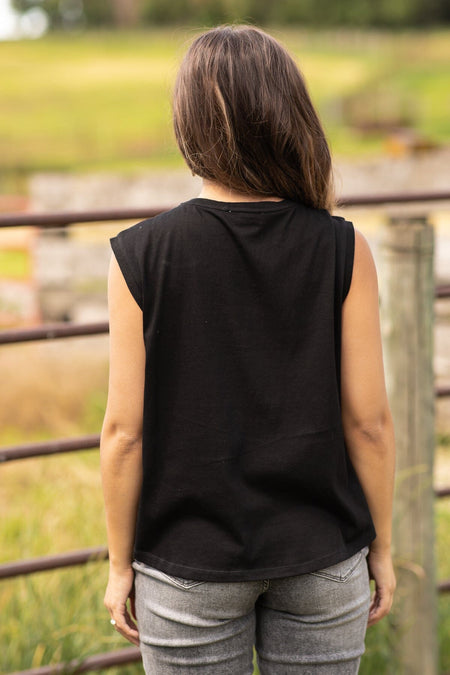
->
xmin=341 ymin=228 xmax=396 ymax=627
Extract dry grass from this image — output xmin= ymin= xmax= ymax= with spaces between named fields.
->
xmin=0 ymin=336 xmax=109 ymax=441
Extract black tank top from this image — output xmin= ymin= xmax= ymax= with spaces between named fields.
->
xmin=110 ymin=197 xmax=375 ymax=581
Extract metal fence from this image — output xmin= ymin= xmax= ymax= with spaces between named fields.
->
xmin=1 ymin=190 xmax=450 ymax=674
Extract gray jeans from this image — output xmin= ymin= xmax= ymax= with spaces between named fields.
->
xmin=132 ymin=546 xmax=370 ymax=674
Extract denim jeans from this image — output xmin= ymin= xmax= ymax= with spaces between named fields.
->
xmin=132 ymin=546 xmax=370 ymax=674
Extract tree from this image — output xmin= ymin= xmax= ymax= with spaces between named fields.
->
xmin=111 ymin=0 xmax=142 ymax=27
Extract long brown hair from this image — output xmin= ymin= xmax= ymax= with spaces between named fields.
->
xmin=173 ymin=25 xmax=334 ymax=211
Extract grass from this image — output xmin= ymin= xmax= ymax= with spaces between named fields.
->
xmin=0 ymin=28 xmax=449 ymax=193
xmin=1 ymin=564 xmax=140 ymax=674
xmin=0 ymin=337 xmax=449 ymax=673
xmin=437 ymin=499 xmax=450 ymax=674
xmin=0 ymin=249 xmax=31 ymax=279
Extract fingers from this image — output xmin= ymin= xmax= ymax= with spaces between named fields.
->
xmin=104 ymin=566 xmax=139 ymax=645
xmin=366 ymin=550 xmax=396 ymax=627
xmin=109 ymin=605 xmax=140 ymax=646
xmin=367 ymin=586 xmax=394 ymax=626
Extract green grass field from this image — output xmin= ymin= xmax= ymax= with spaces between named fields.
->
xmin=1 ymin=28 xmax=449 ymax=193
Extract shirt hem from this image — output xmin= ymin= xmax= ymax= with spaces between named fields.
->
xmin=134 ymin=527 xmax=376 ymax=582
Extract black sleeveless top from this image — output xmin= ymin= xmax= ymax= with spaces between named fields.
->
xmin=110 ymin=197 xmax=376 ymax=582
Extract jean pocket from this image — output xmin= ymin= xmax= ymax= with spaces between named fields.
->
xmin=132 ymin=560 xmax=206 ymax=590
xmin=308 ymin=546 xmax=369 ymax=583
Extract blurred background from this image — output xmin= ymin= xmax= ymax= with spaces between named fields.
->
xmin=0 ymin=0 xmax=449 ymax=673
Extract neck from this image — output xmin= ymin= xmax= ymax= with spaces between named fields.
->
xmin=198 ymin=180 xmax=283 ymax=203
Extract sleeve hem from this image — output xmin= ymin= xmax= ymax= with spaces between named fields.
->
xmin=342 ymin=221 xmax=355 ymax=301
xmin=110 ymin=235 xmax=143 ymax=310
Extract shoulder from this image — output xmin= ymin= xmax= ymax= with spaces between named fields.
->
xmin=328 ymin=214 xmax=375 ymax=265
xmin=353 ymin=227 xmax=373 ymax=253
xmin=353 ymin=229 xmax=377 ymax=274
xmin=302 ymin=207 xmax=355 ymax=241
xmin=329 ymin=213 xmax=354 ymax=237
xmin=115 ymin=202 xmax=190 ymax=242
xmin=347 ymin=229 xmax=378 ymax=298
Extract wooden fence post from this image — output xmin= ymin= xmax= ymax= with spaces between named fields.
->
xmin=379 ymin=215 xmax=437 ymax=674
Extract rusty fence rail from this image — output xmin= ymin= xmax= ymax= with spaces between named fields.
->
xmin=0 ymin=277 xmax=448 ymax=346
xmin=8 ymin=647 xmax=142 ymax=675
xmin=0 ymin=321 xmax=109 ymax=345
xmin=1 ymin=191 xmax=450 ymax=674
xmin=0 ymin=189 xmax=449 ymax=230
xmin=0 ymin=434 xmax=101 ymax=462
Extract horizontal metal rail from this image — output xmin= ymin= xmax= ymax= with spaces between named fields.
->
xmin=436 ymin=284 xmax=450 ymax=299
xmin=8 ymin=646 xmax=141 ymax=675
xmin=0 ymin=191 xmax=449 ymax=230
xmin=0 ymin=434 xmax=100 ymax=462
xmin=0 ymin=547 xmax=108 ymax=579
xmin=0 ymin=322 xmax=109 ymax=345
xmin=2 ymin=429 xmax=450 ymax=466
xmin=0 ymin=285 xmax=449 ymax=347
xmin=0 ymin=206 xmax=168 ymax=228
xmin=439 ymin=579 xmax=450 ymax=594
xmin=1 ymin=545 xmax=449 ymax=598
xmin=337 ymin=190 xmax=450 ymax=207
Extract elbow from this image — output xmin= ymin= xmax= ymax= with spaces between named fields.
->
xmin=101 ymin=418 xmax=142 ymax=455
xmin=343 ymin=406 xmax=394 ymax=450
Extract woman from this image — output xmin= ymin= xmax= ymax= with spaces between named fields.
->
xmin=101 ymin=25 xmax=396 ymax=674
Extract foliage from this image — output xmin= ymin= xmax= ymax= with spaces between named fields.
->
xmin=13 ymin=0 xmax=113 ymax=27
xmin=12 ymin=0 xmax=450 ymax=27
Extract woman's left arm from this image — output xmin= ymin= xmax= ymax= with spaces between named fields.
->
xmin=100 ymin=253 xmax=145 ymax=646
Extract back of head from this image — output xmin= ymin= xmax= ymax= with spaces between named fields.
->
xmin=173 ymin=25 xmax=334 ymax=211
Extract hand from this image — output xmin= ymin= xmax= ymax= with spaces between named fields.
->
xmin=104 ymin=565 xmax=140 ymax=646
xmin=367 ymin=547 xmax=396 ymax=626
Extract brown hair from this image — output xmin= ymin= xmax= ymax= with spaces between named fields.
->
xmin=173 ymin=25 xmax=334 ymax=211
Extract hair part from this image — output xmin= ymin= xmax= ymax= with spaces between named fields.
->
xmin=173 ymin=25 xmax=335 ymax=211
